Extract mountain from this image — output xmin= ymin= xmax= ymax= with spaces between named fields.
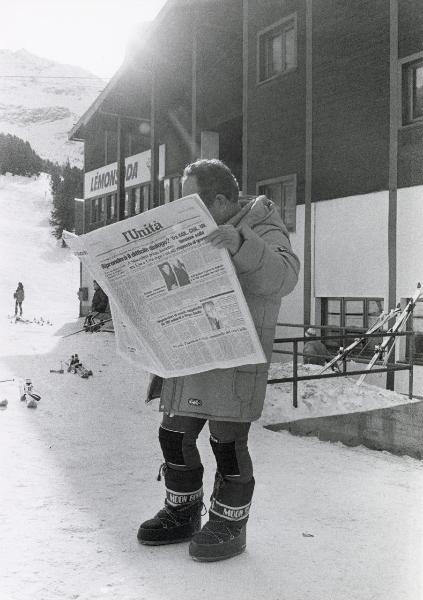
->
xmin=0 ymin=49 xmax=105 ymax=166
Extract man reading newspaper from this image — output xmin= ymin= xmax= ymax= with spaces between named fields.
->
xmin=138 ymin=159 xmax=300 ymax=562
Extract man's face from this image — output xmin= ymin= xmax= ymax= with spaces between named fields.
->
xmin=182 ymin=175 xmax=226 ymax=224
xmin=93 ymin=281 xmax=99 ymax=290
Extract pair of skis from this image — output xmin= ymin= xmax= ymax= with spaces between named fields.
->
xmin=319 ymin=283 xmax=421 ymax=383
xmin=9 ymin=315 xmax=52 ymax=325
xmin=356 ymin=282 xmax=422 ymax=385
xmin=319 ymin=307 xmax=401 ymax=376
xmin=63 ymin=316 xmax=113 ymax=338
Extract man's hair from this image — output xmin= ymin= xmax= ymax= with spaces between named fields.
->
xmin=183 ymin=159 xmax=239 ymax=205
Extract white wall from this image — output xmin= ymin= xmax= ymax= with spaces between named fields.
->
xmin=396 ymin=185 xmax=423 ymax=397
xmin=276 ymin=204 xmax=304 ymax=342
xmin=283 ymin=186 xmax=421 ymax=316
xmin=311 ymin=187 xmax=423 ymax=397
xmin=397 ymin=185 xmax=423 ymax=298
xmin=314 ymin=191 xmax=389 ymax=299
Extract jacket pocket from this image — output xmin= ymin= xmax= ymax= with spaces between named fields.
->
xmin=177 ymin=369 xmax=240 ymax=419
xmin=160 ymin=378 xmax=177 ymax=414
xmin=234 ymin=366 xmax=269 ymax=420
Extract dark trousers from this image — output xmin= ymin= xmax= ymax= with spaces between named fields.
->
xmin=161 ymin=413 xmax=253 ymax=482
xmin=15 ymin=300 xmax=22 ymax=316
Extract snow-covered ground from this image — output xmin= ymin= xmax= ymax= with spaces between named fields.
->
xmin=1 ymin=174 xmax=423 ymax=600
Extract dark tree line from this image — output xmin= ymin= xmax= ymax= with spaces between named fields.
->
xmin=49 ymin=161 xmax=83 ymax=239
xmin=0 ymin=133 xmax=45 ymax=176
xmin=0 ymin=133 xmax=83 ymax=239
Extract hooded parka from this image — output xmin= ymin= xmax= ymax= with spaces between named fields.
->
xmin=159 ymin=197 xmax=300 ymax=422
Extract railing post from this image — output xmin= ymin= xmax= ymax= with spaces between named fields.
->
xmin=341 ymin=326 xmax=347 ymax=373
xmin=409 ymin=331 xmax=414 ymax=400
xmin=293 ymin=340 xmax=298 ymax=408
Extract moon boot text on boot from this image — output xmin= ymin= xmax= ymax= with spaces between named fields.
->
xmin=137 ymin=500 xmax=203 ymax=545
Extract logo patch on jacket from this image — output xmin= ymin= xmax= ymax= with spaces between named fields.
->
xmin=188 ymin=398 xmax=202 ymax=407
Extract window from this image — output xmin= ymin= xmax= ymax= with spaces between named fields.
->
xmin=142 ymin=184 xmax=150 ymax=212
xmin=406 ymin=300 xmax=423 ymax=365
xmin=161 ymin=176 xmax=181 ymax=205
xmin=106 ymin=194 xmax=117 ymax=220
xmin=402 ymin=58 xmax=423 ymax=125
xmin=124 ymin=192 xmax=130 ymax=218
xmin=258 ymin=15 xmax=297 ymax=83
xmin=171 ymin=176 xmax=182 ymax=201
xmin=91 ymin=198 xmax=97 ymax=223
xmin=97 ymin=197 xmax=104 ymax=222
xmin=134 ymin=187 xmax=141 ymax=214
xmin=130 ymin=188 xmax=137 ymax=215
xmin=91 ymin=197 xmax=104 ymax=223
xmin=163 ymin=178 xmax=171 ymax=204
xmin=257 ymin=175 xmax=296 ymax=232
xmin=321 ymin=297 xmax=384 ymax=357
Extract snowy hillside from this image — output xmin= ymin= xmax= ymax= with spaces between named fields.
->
xmin=1 ymin=175 xmax=423 ymax=600
xmin=0 ymin=49 xmax=104 ymax=166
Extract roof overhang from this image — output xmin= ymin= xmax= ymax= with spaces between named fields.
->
xmin=68 ymin=65 xmax=129 ymax=141
xmin=68 ymin=0 xmax=190 ymax=142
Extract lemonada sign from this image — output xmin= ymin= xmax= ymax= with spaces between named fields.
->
xmin=84 ymin=146 xmax=164 ymax=199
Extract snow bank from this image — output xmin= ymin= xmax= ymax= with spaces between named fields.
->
xmin=261 ymin=362 xmax=417 ymax=425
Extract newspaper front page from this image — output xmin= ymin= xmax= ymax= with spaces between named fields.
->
xmin=63 ymin=194 xmax=266 ymax=377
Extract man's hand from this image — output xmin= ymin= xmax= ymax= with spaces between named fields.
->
xmin=207 ymin=225 xmax=243 ymax=255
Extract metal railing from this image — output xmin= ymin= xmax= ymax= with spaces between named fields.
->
xmin=269 ymin=325 xmax=415 ymax=408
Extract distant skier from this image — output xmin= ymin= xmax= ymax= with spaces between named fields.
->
xmin=13 ymin=282 xmax=24 ymax=317
xmin=303 ymin=327 xmax=331 ymax=366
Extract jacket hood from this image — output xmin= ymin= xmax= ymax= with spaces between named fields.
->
xmin=229 ymin=195 xmax=284 ymax=230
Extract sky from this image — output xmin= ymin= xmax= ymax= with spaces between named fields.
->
xmin=1 ymin=0 xmax=168 ymax=80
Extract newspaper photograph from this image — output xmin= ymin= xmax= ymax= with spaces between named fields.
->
xmin=63 ymin=194 xmax=266 ymax=377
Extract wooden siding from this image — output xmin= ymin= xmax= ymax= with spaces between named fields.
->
xmin=398 ymin=126 xmax=423 ymax=187
xmin=79 ymin=0 xmax=423 ymax=203
xmin=197 ymin=24 xmax=243 ymax=130
xmin=398 ymin=0 xmax=423 ymax=59
xmin=397 ymin=0 xmax=423 ymax=188
xmin=311 ymin=0 xmax=391 ymax=201
xmin=160 ymin=113 xmax=191 ymax=176
xmin=246 ymin=0 xmax=306 ymax=200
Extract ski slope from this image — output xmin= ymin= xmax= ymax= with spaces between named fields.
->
xmin=0 ymin=174 xmax=422 ymax=600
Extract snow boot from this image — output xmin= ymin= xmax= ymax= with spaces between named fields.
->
xmin=189 ymin=474 xmax=255 ymax=562
xmin=137 ymin=464 xmax=204 ymax=545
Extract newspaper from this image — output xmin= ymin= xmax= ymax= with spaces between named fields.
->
xmin=63 ymin=194 xmax=266 ymax=378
